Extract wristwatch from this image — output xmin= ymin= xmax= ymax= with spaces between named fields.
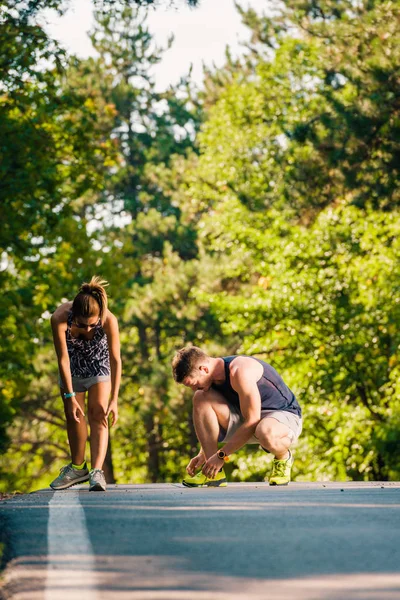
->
xmin=217 ymin=449 xmax=229 ymax=462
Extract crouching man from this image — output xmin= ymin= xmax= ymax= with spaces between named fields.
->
xmin=172 ymin=347 xmax=302 ymax=487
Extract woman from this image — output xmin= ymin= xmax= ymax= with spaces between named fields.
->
xmin=50 ymin=276 xmax=121 ymax=492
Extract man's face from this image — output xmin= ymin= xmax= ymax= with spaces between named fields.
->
xmin=183 ymin=365 xmax=212 ymax=392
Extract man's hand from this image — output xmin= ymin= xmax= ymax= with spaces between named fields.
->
xmin=186 ymin=452 xmax=205 ymax=476
xmin=106 ymin=399 xmax=118 ymax=427
xmin=66 ymin=399 xmax=85 ymax=423
xmin=202 ymin=453 xmax=224 ymax=479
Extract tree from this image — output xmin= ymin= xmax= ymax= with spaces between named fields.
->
xmin=155 ymin=0 xmax=400 ymax=481
xmin=0 ymin=27 xmax=120 ymax=457
xmin=84 ymin=5 xmax=213 ymax=481
xmin=237 ymin=0 xmax=400 ymax=212
xmin=2 ymin=0 xmax=399 ymax=491
xmin=0 ymin=2 xmax=205 ymax=490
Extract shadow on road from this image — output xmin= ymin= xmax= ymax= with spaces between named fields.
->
xmin=81 ymin=485 xmax=400 ymax=598
xmin=1 ymin=484 xmax=400 ymax=599
xmin=0 ymin=489 xmax=55 ymax=600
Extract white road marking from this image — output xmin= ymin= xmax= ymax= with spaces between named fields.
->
xmin=45 ymin=491 xmax=99 ymax=600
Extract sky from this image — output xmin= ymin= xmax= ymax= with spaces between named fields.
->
xmin=42 ymin=0 xmax=267 ymax=90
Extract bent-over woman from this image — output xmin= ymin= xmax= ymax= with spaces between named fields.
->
xmin=50 ymin=276 xmax=121 ymax=492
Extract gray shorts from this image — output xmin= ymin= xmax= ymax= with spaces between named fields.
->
xmin=219 ymin=409 xmax=303 ymax=444
xmin=59 ymin=375 xmax=110 ymax=393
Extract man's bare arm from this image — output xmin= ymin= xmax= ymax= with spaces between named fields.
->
xmin=220 ymin=357 xmax=262 ymax=456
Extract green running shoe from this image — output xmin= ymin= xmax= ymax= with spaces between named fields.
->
xmin=269 ymin=451 xmax=293 ymax=486
xmin=182 ymin=469 xmax=227 ymax=488
xmin=50 ymin=463 xmax=89 ymax=490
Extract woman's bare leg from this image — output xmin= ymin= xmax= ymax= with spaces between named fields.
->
xmin=62 ymin=391 xmax=87 ymax=465
xmin=87 ymin=381 xmax=111 ymax=470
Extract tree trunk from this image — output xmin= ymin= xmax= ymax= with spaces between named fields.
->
xmin=138 ymin=321 xmax=149 ymax=361
xmin=103 ymin=435 xmax=116 ymax=484
xmin=155 ymin=321 xmax=161 ymax=360
xmin=188 ymin=407 xmax=198 ymax=454
xmin=372 ymin=451 xmax=388 ymax=481
xmin=145 ymin=411 xmax=160 ymax=483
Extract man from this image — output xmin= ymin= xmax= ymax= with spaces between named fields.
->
xmin=172 ymin=347 xmax=302 ymax=487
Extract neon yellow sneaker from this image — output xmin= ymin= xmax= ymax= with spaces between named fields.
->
xmin=182 ymin=469 xmax=227 ymax=488
xmin=269 ymin=451 xmax=293 ymax=486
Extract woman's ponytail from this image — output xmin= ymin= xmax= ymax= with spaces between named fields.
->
xmin=72 ymin=276 xmax=108 ymax=320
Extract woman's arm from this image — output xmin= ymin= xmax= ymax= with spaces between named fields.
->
xmin=104 ymin=310 xmax=122 ymax=426
xmin=51 ymin=306 xmax=73 ymax=394
xmin=51 ymin=305 xmax=84 ymax=423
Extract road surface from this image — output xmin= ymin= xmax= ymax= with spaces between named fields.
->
xmin=1 ymin=482 xmax=400 ymax=599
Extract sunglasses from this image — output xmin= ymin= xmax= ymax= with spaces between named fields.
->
xmin=74 ymin=319 xmax=99 ymax=329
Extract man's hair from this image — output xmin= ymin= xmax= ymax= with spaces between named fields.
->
xmin=172 ymin=346 xmax=210 ymax=383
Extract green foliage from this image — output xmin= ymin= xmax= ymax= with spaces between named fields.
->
xmin=156 ymin=0 xmax=400 ymax=481
xmin=0 ymin=25 xmax=119 ymax=451
xmin=0 ymin=1 xmax=205 ymax=489
xmin=238 ymin=0 xmax=400 ymax=212
xmin=1 ymin=0 xmax=399 ymax=491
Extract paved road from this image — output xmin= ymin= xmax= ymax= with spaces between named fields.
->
xmin=1 ymin=482 xmax=400 ymax=599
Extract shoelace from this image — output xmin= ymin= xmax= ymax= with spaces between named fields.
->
xmin=271 ymin=460 xmax=287 ymax=477
xmin=90 ymin=469 xmax=104 ymax=478
xmin=59 ymin=464 xmax=72 ymax=475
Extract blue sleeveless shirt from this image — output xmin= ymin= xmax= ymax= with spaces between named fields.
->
xmin=212 ymin=356 xmax=301 ymax=418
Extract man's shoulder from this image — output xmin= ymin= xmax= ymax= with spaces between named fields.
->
xmin=229 ymin=356 xmax=263 ymax=381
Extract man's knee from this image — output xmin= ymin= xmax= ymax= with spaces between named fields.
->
xmin=255 ymin=420 xmax=279 ymax=448
xmin=192 ymin=389 xmax=212 ymax=409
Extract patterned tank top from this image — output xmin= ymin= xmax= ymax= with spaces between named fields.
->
xmin=66 ymin=311 xmax=110 ymax=378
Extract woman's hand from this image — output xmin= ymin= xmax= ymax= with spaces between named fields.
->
xmin=66 ymin=399 xmax=85 ymax=424
xmin=106 ymin=399 xmax=118 ymax=427
xmin=186 ymin=452 xmax=206 ymax=476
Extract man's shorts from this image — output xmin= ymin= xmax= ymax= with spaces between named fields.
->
xmin=219 ymin=408 xmax=303 ymax=444
xmin=59 ymin=375 xmax=111 ymax=393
